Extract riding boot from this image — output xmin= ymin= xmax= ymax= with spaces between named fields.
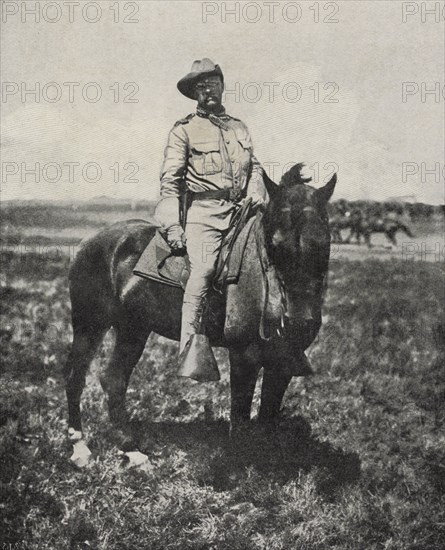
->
xmin=179 ymin=296 xmax=203 ymax=354
xmin=178 ymin=296 xmax=220 ymax=382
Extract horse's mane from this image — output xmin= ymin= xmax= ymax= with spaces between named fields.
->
xmin=262 ymin=162 xmax=313 ymax=206
xmin=280 ymin=163 xmax=312 ymax=187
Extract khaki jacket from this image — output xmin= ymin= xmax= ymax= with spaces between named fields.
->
xmin=158 ymin=112 xmax=267 ymax=230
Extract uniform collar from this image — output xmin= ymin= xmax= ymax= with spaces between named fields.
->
xmin=196 ymin=106 xmax=230 ymax=130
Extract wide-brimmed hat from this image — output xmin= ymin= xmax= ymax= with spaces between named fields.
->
xmin=177 ymin=58 xmax=224 ymax=100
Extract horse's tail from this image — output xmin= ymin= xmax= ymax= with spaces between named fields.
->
xmin=69 ymin=220 xmax=154 ymax=330
xmin=69 ymin=230 xmax=117 ymax=331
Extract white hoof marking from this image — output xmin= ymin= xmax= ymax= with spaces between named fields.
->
xmin=119 ymin=450 xmax=153 ymax=471
xmin=70 ymin=440 xmax=92 ymax=468
xmin=68 ymin=428 xmax=83 ymax=442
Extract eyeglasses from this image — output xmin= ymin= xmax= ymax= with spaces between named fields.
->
xmin=195 ymin=81 xmax=222 ymax=92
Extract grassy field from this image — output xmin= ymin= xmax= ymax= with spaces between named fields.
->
xmin=1 ymin=205 xmax=444 ymax=549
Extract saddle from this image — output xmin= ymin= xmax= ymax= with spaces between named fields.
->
xmin=133 ymin=202 xmax=285 ymax=340
xmin=133 ymin=200 xmax=255 ymax=292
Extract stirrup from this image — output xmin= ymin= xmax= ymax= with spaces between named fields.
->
xmin=177 ymin=334 xmax=220 ymax=382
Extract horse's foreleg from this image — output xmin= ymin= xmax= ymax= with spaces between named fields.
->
xmin=229 ymin=344 xmax=262 ymax=433
xmin=258 ymin=368 xmax=292 ymax=426
xmin=100 ymin=323 xmax=150 ymax=429
xmin=403 ymin=225 xmax=414 ymax=238
xmin=334 ymin=230 xmax=342 ymax=243
xmin=64 ymin=325 xmax=108 ymax=439
xmin=365 ymin=231 xmax=372 ymax=248
xmin=386 ymin=230 xmax=397 ymax=246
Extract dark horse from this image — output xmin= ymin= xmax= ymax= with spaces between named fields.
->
xmin=329 ymin=209 xmax=363 ymax=244
xmin=357 ymin=216 xmax=414 ymax=247
xmin=64 ymin=165 xmax=336 ymax=445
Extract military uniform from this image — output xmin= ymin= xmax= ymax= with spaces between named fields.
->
xmin=154 ymin=57 xmax=268 ymax=366
xmin=156 ymin=108 xmax=267 ymax=352
xmin=160 ymin=109 xmax=266 ymax=229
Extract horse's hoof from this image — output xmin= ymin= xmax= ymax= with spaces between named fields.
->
xmin=113 ymin=427 xmax=137 ymax=452
xmin=68 ymin=427 xmax=83 ymax=442
xmin=70 ymin=440 xmax=92 ymax=468
xmin=118 ymin=450 xmax=153 ymax=472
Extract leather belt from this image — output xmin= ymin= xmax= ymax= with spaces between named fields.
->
xmin=189 ymin=188 xmax=244 ymax=202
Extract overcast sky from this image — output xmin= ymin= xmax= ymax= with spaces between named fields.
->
xmin=1 ymin=0 xmax=444 ymax=203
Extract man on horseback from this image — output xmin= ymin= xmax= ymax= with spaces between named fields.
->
xmin=154 ymin=58 xmax=268 ymax=372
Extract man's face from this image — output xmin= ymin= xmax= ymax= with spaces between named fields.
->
xmin=194 ymin=76 xmax=224 ymax=112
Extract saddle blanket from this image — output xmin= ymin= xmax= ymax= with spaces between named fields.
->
xmin=133 ymin=216 xmax=257 ymax=291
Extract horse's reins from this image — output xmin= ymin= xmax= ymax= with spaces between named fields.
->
xmin=254 ymin=210 xmax=286 ymax=340
xmin=212 ymin=197 xmax=253 ymax=292
xmin=255 ymin=204 xmax=329 ymax=341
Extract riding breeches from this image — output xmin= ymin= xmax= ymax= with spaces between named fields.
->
xmin=183 ymin=223 xmax=225 ymax=300
xmin=179 ymin=223 xmax=225 ymax=352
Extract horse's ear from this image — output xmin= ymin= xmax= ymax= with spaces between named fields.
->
xmin=262 ymin=168 xmax=280 ymax=200
xmin=314 ymin=174 xmax=336 ymax=204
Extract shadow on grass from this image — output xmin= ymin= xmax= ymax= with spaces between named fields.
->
xmin=128 ymin=416 xmax=361 ymax=496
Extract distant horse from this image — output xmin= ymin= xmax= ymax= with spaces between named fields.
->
xmin=64 ymin=165 xmax=336 ymax=445
xmin=358 ymin=217 xmax=414 ymax=247
xmin=329 ymin=213 xmax=351 ymax=243
xmin=329 ymin=209 xmax=362 ymax=244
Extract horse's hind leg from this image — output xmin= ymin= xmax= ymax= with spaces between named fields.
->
xmin=64 ymin=324 xmax=108 ymax=440
xmin=100 ymin=321 xmax=150 ymax=430
xmin=229 ymin=345 xmax=262 ymax=434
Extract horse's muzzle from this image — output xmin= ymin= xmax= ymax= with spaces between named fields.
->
xmin=285 ymin=301 xmax=315 ymax=323
xmin=287 ymin=321 xmax=320 ymax=350
xmin=284 ymin=300 xmax=321 ymax=349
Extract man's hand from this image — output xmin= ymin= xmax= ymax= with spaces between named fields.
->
xmin=166 ymin=224 xmax=186 ymax=250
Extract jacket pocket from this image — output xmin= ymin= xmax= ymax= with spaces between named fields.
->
xmin=190 ymin=141 xmax=222 ymax=176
